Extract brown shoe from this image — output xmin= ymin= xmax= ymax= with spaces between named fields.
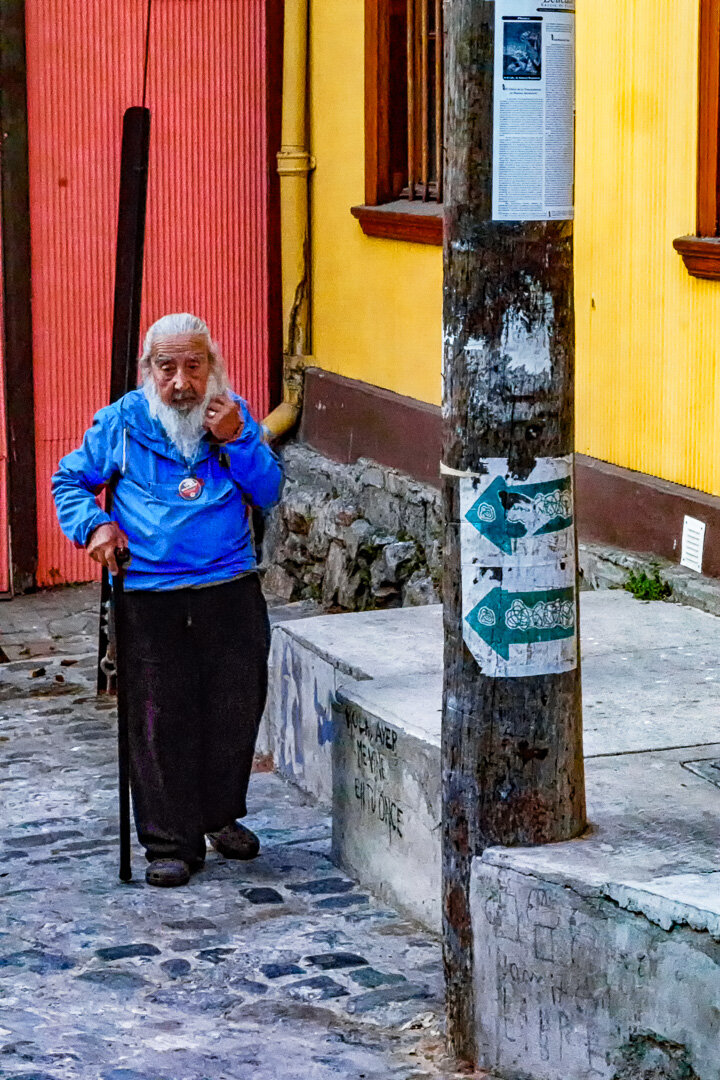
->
xmin=207 ymin=822 xmax=260 ymax=860
xmin=145 ymin=859 xmax=191 ymax=888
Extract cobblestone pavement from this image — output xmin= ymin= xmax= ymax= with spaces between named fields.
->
xmin=0 ymin=587 xmax=484 ymax=1080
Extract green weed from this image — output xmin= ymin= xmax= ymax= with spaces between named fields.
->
xmin=624 ymin=567 xmax=673 ymax=601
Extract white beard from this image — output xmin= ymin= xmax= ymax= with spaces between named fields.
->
xmin=144 ymin=373 xmax=222 ymax=461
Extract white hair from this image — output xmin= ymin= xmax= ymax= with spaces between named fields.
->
xmin=138 ymin=312 xmax=228 ymax=388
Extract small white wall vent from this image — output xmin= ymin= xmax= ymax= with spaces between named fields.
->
xmin=680 ymin=515 xmax=706 ymax=574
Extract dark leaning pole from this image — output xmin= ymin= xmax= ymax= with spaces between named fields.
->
xmin=96 ymin=106 xmax=151 ymax=883
xmin=97 ymin=107 xmax=151 ymax=695
xmin=441 ymin=0 xmax=585 ymax=1062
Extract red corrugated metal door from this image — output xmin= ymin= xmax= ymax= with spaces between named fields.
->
xmin=24 ymin=1 xmax=279 ymax=587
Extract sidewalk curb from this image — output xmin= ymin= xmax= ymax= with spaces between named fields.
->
xmin=579 ymin=541 xmax=720 ymax=618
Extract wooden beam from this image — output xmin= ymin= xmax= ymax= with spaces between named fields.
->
xmin=0 ymin=0 xmax=38 ymax=592
xmin=420 ymin=0 xmax=429 ymax=196
xmin=406 ymin=0 xmax=416 ymax=198
xmin=365 ymin=0 xmax=392 ymax=204
xmin=697 ymin=0 xmax=720 ymax=235
xmin=434 ymin=0 xmax=443 ymax=201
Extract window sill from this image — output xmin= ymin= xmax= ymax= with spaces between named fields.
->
xmin=351 ymin=201 xmax=443 ymax=246
xmin=673 ymin=235 xmax=720 ymax=280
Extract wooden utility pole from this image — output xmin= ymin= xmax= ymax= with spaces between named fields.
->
xmin=441 ymin=0 xmax=585 ymax=1062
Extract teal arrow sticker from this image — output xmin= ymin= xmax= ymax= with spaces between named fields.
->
xmin=465 ymin=475 xmax=572 ymax=554
xmin=466 ymin=586 xmax=575 ymax=661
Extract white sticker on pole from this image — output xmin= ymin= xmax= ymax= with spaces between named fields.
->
xmin=460 ymin=456 xmax=577 ymax=677
xmin=492 ymin=0 xmax=575 ymax=222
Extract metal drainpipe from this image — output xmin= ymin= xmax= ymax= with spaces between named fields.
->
xmin=262 ymin=0 xmax=314 ymax=440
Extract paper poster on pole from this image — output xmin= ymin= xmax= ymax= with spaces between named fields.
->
xmin=459 ymin=456 xmax=577 ymax=678
xmin=492 ymin=0 xmax=575 ymax=222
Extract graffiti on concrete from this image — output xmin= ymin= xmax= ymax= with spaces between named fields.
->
xmin=354 ymin=777 xmax=404 ymax=840
xmin=344 ymin=708 xmax=405 ymax=843
xmin=314 ymin=677 xmax=334 ymax=746
xmin=278 ymin=637 xmax=305 ymax=778
xmin=345 ymin=709 xmax=399 ymax=752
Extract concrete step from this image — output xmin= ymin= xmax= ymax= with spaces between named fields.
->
xmin=473 ymin=742 xmax=720 ymax=1079
xmin=260 ymin=593 xmax=720 ymax=933
xmin=259 ymin=605 xmax=444 ymax=926
xmin=333 ymin=671 xmax=443 ymax=930
xmin=261 ymin=591 xmax=720 ymax=1076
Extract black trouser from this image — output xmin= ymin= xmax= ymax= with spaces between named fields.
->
xmin=121 ymin=574 xmax=270 ymax=864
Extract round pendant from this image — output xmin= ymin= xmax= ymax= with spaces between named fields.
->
xmin=178 ymin=476 xmax=204 ymax=501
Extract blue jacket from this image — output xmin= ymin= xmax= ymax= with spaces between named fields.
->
xmin=52 ymin=389 xmax=283 ymax=591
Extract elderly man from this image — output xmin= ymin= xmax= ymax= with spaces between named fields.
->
xmin=52 ymin=313 xmax=283 ymax=887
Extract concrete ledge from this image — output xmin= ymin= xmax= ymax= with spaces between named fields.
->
xmin=472 ymin=743 xmax=720 ymax=1079
xmin=472 ymin=861 xmax=720 ymax=1080
xmin=259 ymin=605 xmax=443 ymax=928
xmin=259 ymin=605 xmax=442 ymax=804
xmin=606 ymin=872 xmax=720 ymax=936
xmin=580 ymin=540 xmax=720 ymax=619
xmin=332 ymin=679 xmax=442 ymax=929
xmin=261 ymin=591 xmax=720 ymax=979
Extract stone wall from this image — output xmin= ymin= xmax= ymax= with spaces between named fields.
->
xmin=261 ymin=443 xmax=442 ymax=611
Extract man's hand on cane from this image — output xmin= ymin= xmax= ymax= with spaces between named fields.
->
xmin=87 ymin=522 xmax=131 ymax=575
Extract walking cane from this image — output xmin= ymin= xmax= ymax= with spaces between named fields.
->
xmin=113 ymin=547 xmax=133 ymax=882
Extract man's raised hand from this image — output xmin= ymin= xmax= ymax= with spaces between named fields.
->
xmin=87 ymin=522 xmax=130 ymax=575
xmin=203 ymin=394 xmax=244 ymax=444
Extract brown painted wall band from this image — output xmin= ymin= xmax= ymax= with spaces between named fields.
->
xmin=299 ymin=368 xmax=444 ymax=486
xmin=299 ymin=368 xmax=720 ymax=578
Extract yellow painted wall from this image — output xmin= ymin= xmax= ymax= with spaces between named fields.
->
xmin=309 ymin=0 xmax=443 ymax=407
xmin=575 ymin=0 xmax=720 ymax=496
xmin=309 ymin=0 xmax=720 ymax=497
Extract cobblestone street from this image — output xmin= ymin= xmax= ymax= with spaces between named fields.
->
xmin=0 ymin=587 xmax=474 ymax=1080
